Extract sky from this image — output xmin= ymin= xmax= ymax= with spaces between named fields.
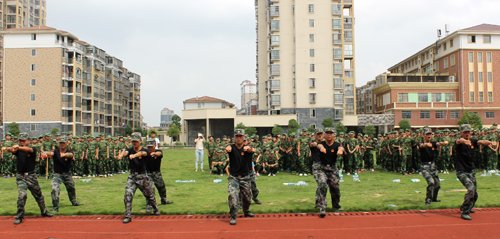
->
xmin=46 ymin=0 xmax=500 ymax=126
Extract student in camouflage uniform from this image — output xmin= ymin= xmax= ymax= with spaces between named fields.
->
xmin=297 ymin=129 xmax=310 ymax=176
xmin=107 ymin=136 xmax=116 ymax=175
xmin=310 ymin=128 xmax=324 ymax=208
xmin=454 ymin=124 xmax=492 ymax=220
xmin=85 ymin=136 xmax=98 ymax=177
xmin=96 ymin=135 xmax=108 ymax=177
xmin=212 ymin=149 xmax=227 ymax=175
xmin=145 ymin=139 xmax=173 ymax=211
xmin=400 ymin=130 xmax=413 ymax=175
xmin=41 ymin=134 xmax=56 ymax=178
xmin=264 ymin=150 xmax=279 ymax=176
xmin=364 ymin=135 xmax=375 ymax=171
xmin=9 ymin=133 xmax=54 ymax=225
xmin=2 ymin=133 xmax=15 ymax=177
xmin=118 ymin=133 xmax=160 ymax=224
xmin=485 ymin=127 xmax=498 ymax=171
xmin=335 ymin=132 xmax=346 ymax=171
xmin=72 ymin=137 xmax=85 ymax=176
xmin=206 ymin=136 xmax=215 ymax=173
xmin=346 ymin=132 xmax=358 ymax=175
xmin=278 ymin=134 xmax=289 ymax=171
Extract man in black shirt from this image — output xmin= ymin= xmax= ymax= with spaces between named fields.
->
xmin=225 ymin=129 xmax=256 ymax=225
xmin=309 ymin=128 xmax=324 ymax=209
xmin=42 ymin=136 xmax=83 ymax=213
xmin=315 ymin=127 xmax=345 ymax=218
xmin=117 ymin=133 xmax=160 ymax=224
xmin=455 ymin=124 xmax=492 ymax=220
xmin=8 ymin=133 xmax=53 ymax=225
xmin=145 ymin=139 xmax=173 ymax=212
xmin=418 ymin=128 xmax=449 ymax=205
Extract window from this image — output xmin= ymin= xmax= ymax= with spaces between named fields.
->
xmin=31 ymin=34 xmax=36 ymax=40
xmin=487 ymin=52 xmax=492 ymax=63
xmin=310 ymin=124 xmax=316 ymax=129
xmin=309 ymin=19 xmax=314 ymax=27
xmin=271 ymin=20 xmax=279 ymax=31
xmin=271 ymin=35 xmax=280 ymax=46
xmin=398 ymin=93 xmax=408 ymax=103
xmin=346 ymin=98 xmax=354 ymax=110
xmin=486 ymin=112 xmax=495 ymax=119
xmin=335 ymin=109 xmax=344 ymax=119
xmin=334 ymin=94 xmax=343 ymax=104
xmin=435 ymin=111 xmax=445 ymax=119
xmin=309 ymin=93 xmax=316 ymax=103
xmin=418 ymin=93 xmax=428 ymax=102
xmin=469 ymin=72 xmax=474 ymax=82
xmin=333 ymin=19 xmax=341 ymax=30
xmin=344 ymin=30 xmax=353 ymax=42
xmin=334 ymin=48 xmax=342 ymax=59
xmin=334 ymin=63 xmax=342 ymax=74
xmin=31 ymin=94 xmax=36 ymax=101
xmin=310 ymin=49 xmax=315 ymax=57
xmin=309 ymin=34 xmax=314 ymax=42
xmin=270 ymin=5 xmax=279 ymax=16
xmin=31 ymin=49 xmax=36 ymax=56
xmin=431 ymin=93 xmax=441 ymax=102
xmin=310 ymin=64 xmax=315 ymax=72
xmin=443 ymin=43 xmax=447 ymax=51
xmin=345 ymin=84 xmax=354 ymax=96
xmin=334 ymin=78 xmax=343 ymax=89
xmin=31 ymin=64 xmax=36 ymax=71
xmin=468 ymin=35 xmax=476 ymax=43
xmin=444 ymin=58 xmax=448 ymax=68
xmin=450 ymin=39 xmax=454 ymax=47
xmin=30 ymin=109 xmax=36 ymax=116
xmin=450 ymin=110 xmax=460 ymax=119
xmin=478 ymin=52 xmax=483 ymax=63
xmin=271 ymin=64 xmax=280 ymax=75
xmin=344 ymin=59 xmax=351 ymax=69
xmin=479 ymin=91 xmax=484 ymax=102
xmin=402 ymin=111 xmax=411 ymax=119
xmin=488 ymin=72 xmax=492 ymax=82
xmin=309 ymin=78 xmax=316 ymax=88
xmin=488 ymin=92 xmax=493 ymax=102
xmin=479 ymin=72 xmax=483 ymax=82
xmin=344 ymin=44 xmax=353 ymax=56
xmin=31 ymin=79 xmax=36 ymax=86
xmin=469 ymin=52 xmax=474 ymax=62
xmin=420 ymin=110 xmax=430 ymax=119
xmin=271 ymin=94 xmax=280 ymax=106
xmin=271 ymin=50 xmax=280 ymax=60
xmin=333 ymin=33 xmax=342 ymax=44
xmin=470 ymin=92 xmax=475 ymax=102
xmin=308 ymin=4 xmax=314 ymax=13
xmin=484 ymin=35 xmax=491 ymax=43
xmin=310 ymin=109 xmax=316 ymax=118
xmin=30 ymin=124 xmax=36 ymax=131
xmin=451 ymin=55 xmax=455 ymax=66
xmin=445 ymin=93 xmax=455 ymax=102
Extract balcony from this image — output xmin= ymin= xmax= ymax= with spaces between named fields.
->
xmin=83 ymin=118 xmax=92 ymax=124
xmin=344 ymin=0 xmax=352 ymax=7
xmin=270 ymin=80 xmax=280 ymax=91
xmin=332 ymin=4 xmax=341 ymax=15
xmin=344 ymin=17 xmax=353 ymax=29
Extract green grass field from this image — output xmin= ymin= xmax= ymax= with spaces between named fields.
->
xmin=1 ymin=149 xmax=499 ymax=216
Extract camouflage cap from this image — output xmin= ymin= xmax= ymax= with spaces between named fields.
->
xmin=444 ymin=129 xmax=450 ymax=132
xmin=216 ymin=149 xmax=223 ymax=153
xmin=374 ymin=138 xmax=378 ymax=141
xmin=358 ymin=133 xmax=363 ymax=137
xmin=208 ymin=135 xmax=213 ymax=138
xmin=494 ymin=123 xmax=498 ymax=126
xmin=324 ymin=127 xmax=335 ymax=133
xmin=18 ymin=133 xmax=29 ymax=140
xmin=131 ymin=132 xmax=142 ymax=141
xmin=269 ymin=150 xmax=275 ymax=154
xmin=399 ymin=129 xmax=404 ymax=133
xmin=58 ymin=136 xmax=68 ymax=143
xmin=234 ymin=129 xmax=245 ymax=136
xmin=216 ymin=138 xmax=220 ymax=141
xmin=315 ymin=128 xmax=324 ymax=134
xmin=6 ymin=133 xmax=12 ymax=136
xmin=491 ymin=126 xmax=496 ymax=130
xmin=461 ymin=124 xmax=472 ymax=132
xmin=55 ymin=133 xmax=61 ymax=136
xmin=45 ymin=133 xmax=51 ymax=137
xmin=106 ymin=135 xmax=112 ymax=139
xmin=377 ymin=134 xmax=382 ymax=137
xmin=423 ymin=128 xmax=432 ymax=134
xmin=146 ymin=139 xmax=156 ymax=147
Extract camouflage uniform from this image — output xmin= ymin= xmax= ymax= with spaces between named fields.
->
xmin=401 ymin=137 xmax=413 ymax=174
xmin=298 ymin=135 xmax=310 ymax=175
xmin=421 ymin=162 xmax=440 ymax=203
xmin=51 ymin=173 xmax=79 ymax=210
xmin=124 ymin=173 xmax=159 ymax=218
xmin=2 ymin=140 xmax=15 ymax=175
xmin=16 ymin=173 xmax=50 ymax=219
xmin=41 ymin=140 xmax=54 ymax=177
xmin=364 ymin=139 xmax=374 ymax=170
xmin=97 ymin=140 xmax=109 ymax=175
xmin=86 ymin=141 xmax=97 ymax=176
xmin=228 ymin=175 xmax=252 ymax=217
xmin=456 ymin=171 xmax=478 ymax=215
xmin=317 ymin=165 xmax=341 ymax=210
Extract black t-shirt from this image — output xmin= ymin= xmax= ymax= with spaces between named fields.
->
xmin=228 ymin=144 xmax=254 ymax=176
xmin=454 ymin=139 xmax=478 ymax=172
xmin=53 ymin=148 xmax=74 ymax=174
xmin=14 ymin=147 xmax=37 ymax=173
xmin=310 ymin=140 xmax=322 ymax=163
xmin=126 ymin=147 xmax=150 ymax=173
xmin=418 ymin=141 xmax=438 ymax=163
xmin=146 ymin=149 xmax=163 ymax=172
xmin=319 ymin=141 xmax=342 ymax=166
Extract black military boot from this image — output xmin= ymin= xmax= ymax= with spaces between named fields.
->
xmin=14 ymin=218 xmax=22 ymax=225
xmin=123 ymin=217 xmax=132 ymax=224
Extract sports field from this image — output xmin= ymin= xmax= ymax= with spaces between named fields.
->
xmin=1 ymin=149 xmax=499 ymax=216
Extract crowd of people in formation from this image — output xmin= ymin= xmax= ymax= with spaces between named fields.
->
xmin=0 ymin=131 xmax=165 ymax=179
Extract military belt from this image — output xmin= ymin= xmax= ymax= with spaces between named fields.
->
xmin=18 ymin=171 xmax=36 ymax=176
xmin=422 ymin=161 xmax=434 ymax=165
xmin=132 ymin=171 xmax=147 ymax=175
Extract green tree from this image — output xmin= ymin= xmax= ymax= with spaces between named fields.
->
xmin=398 ymin=120 xmax=412 ymax=131
xmin=272 ymin=124 xmax=283 ymax=135
xmin=307 ymin=126 xmax=315 ymax=134
xmin=125 ymin=125 xmax=133 ymax=136
xmin=287 ymin=119 xmax=301 ymax=135
xmin=321 ymin=117 xmax=334 ymax=128
xmin=7 ymin=122 xmax=20 ymax=137
xmin=235 ymin=122 xmax=257 ymax=136
xmin=235 ymin=123 xmax=246 ymax=130
xmin=363 ymin=125 xmax=376 ymax=136
xmin=157 ymin=128 xmax=164 ymax=132
xmin=171 ymin=114 xmax=181 ymax=128
xmin=51 ymin=127 xmax=59 ymax=135
xmin=335 ymin=121 xmax=347 ymax=134
xmin=167 ymin=125 xmax=181 ymax=145
xmin=458 ymin=111 xmax=483 ymax=130
xmin=148 ymin=129 xmax=158 ymax=137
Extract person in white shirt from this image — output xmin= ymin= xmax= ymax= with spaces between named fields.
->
xmin=150 ymin=131 xmax=161 ymax=150
xmin=194 ymin=134 xmax=205 ymax=172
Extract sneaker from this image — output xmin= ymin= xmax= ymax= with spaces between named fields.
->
xmin=123 ymin=217 xmax=132 ymax=224
xmin=299 ymin=173 xmax=303 ymax=176
xmin=273 ymin=174 xmax=276 ymax=176
xmin=268 ymin=174 xmax=271 ymax=176
xmin=14 ymin=218 xmax=22 ymax=225
xmin=154 ymin=210 xmax=161 ymax=216
xmin=256 ymin=173 xmax=260 ymax=176
xmin=304 ymin=174 xmax=307 ymax=176
xmin=461 ymin=214 xmax=471 ymax=220
xmin=229 ymin=217 xmax=237 ymax=225
xmin=319 ymin=209 xmax=326 ymax=218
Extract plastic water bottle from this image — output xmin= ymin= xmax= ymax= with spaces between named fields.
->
xmin=340 ymin=171 xmax=343 ymax=182
xmin=388 ymin=204 xmax=397 ymax=207
xmin=296 ymin=181 xmax=308 ymax=186
xmin=213 ymin=179 xmax=223 ymax=183
xmin=392 ymin=179 xmax=400 ymax=183
xmin=353 ymin=173 xmax=360 ymax=182
xmin=439 ymin=178 xmax=445 ymax=181
xmin=411 ymin=179 xmax=420 ymax=183
xmin=175 ymin=180 xmax=196 ymax=183
xmin=283 ymin=183 xmax=296 ymax=185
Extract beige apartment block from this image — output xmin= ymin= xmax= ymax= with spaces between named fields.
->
xmin=1 ymin=26 xmax=141 ymax=137
xmin=256 ymin=0 xmax=356 ymax=129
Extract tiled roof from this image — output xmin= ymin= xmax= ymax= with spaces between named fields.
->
xmin=184 ymin=96 xmax=235 ymax=106
xmin=6 ymin=26 xmax=57 ymax=31
xmin=462 ymin=24 xmax=500 ymax=31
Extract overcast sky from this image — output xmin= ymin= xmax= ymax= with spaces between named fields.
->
xmin=46 ymin=0 xmax=500 ymax=126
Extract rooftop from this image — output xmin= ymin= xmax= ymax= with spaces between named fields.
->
xmin=462 ymin=23 xmax=500 ymax=31
xmin=184 ymin=96 xmax=235 ymax=107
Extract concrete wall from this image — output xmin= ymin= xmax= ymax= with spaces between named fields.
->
xmin=3 ymin=122 xmax=62 ymax=138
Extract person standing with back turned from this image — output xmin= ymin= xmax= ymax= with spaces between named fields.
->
xmin=225 ymin=129 xmax=256 ymax=225
xmin=194 ymin=134 xmax=205 ymax=172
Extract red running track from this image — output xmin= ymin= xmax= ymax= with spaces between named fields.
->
xmin=1 ymin=208 xmax=500 ymax=239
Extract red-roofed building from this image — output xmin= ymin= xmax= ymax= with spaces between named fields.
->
xmin=183 ymin=96 xmax=235 ymax=109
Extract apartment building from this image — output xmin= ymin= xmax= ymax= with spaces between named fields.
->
xmin=1 ymin=26 xmax=142 ymax=136
xmin=240 ymin=80 xmax=257 ymax=112
xmin=368 ymin=24 xmax=500 ymax=129
xmin=0 ymin=0 xmax=47 ymax=126
xmin=160 ymin=107 xmax=174 ymax=127
xmin=356 ymin=79 xmax=376 ymax=115
xmin=255 ymin=0 xmax=356 ymax=129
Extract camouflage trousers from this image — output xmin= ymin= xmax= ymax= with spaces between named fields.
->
xmin=400 ymin=155 xmax=411 ymax=173
xmin=51 ymin=173 xmax=78 ymax=209
xmin=16 ymin=172 xmax=48 ymax=219
xmin=86 ymin=156 xmax=96 ymax=176
xmin=421 ymin=162 xmax=440 ymax=203
xmin=364 ymin=152 xmax=374 ymax=169
xmin=228 ymin=175 xmax=252 ymax=217
xmin=298 ymin=152 xmax=308 ymax=174
xmin=97 ymin=155 xmax=108 ymax=175
xmin=316 ymin=165 xmax=341 ymax=210
xmin=312 ymin=162 xmax=322 ymax=208
xmin=250 ymin=171 xmax=259 ymax=201
xmin=146 ymin=171 xmax=168 ymax=206
xmin=456 ymin=171 xmax=478 ymax=214
xmin=124 ymin=173 xmax=158 ymax=218
xmin=486 ymin=150 xmax=497 ymax=170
